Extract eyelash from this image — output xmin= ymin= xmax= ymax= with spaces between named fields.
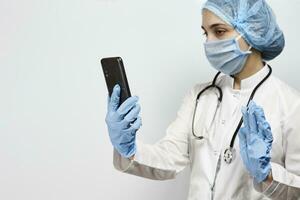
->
xmin=202 ymin=30 xmax=227 ymax=37
xmin=215 ymin=30 xmax=226 ymax=36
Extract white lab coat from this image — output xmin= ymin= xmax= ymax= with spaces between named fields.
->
xmin=113 ymin=64 xmax=300 ymax=200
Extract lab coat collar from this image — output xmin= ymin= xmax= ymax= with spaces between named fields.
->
xmin=227 ymin=62 xmax=269 ymax=91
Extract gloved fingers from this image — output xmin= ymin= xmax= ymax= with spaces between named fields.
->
xmin=108 ymin=84 xmax=121 ymax=113
xmin=117 ymin=96 xmax=139 ymax=117
xmin=124 ymin=104 xmax=141 ymax=124
xmin=241 ymin=106 xmax=250 ymax=131
xmin=119 ymin=135 xmax=135 ymax=146
xmin=254 ymin=108 xmax=273 ymax=143
xmin=132 ymin=116 xmax=142 ymax=130
xmin=118 ymin=104 xmax=141 ymax=129
xmin=252 ymin=103 xmax=266 ymax=122
xmin=258 ymin=121 xmax=273 ymax=144
xmin=248 ymin=100 xmax=259 ymax=134
xmin=241 ymin=106 xmax=252 ymax=146
xmin=252 ymin=106 xmax=267 ymax=141
xmin=126 ymin=116 xmax=142 ymax=132
xmin=120 ymin=116 xmax=142 ymax=132
xmin=265 ymin=122 xmax=273 ymax=144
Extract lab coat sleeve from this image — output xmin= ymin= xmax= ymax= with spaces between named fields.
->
xmin=253 ymin=101 xmax=300 ymax=199
xmin=113 ymin=84 xmax=200 ymax=180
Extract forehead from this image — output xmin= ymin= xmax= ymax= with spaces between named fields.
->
xmin=202 ymin=9 xmax=232 ymax=28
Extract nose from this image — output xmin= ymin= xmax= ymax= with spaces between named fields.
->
xmin=206 ymin=34 xmax=217 ymax=42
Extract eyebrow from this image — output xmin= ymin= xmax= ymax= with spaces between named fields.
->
xmin=201 ymin=23 xmax=229 ymax=31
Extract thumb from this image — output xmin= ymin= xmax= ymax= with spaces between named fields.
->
xmin=108 ymin=84 xmax=121 ymax=112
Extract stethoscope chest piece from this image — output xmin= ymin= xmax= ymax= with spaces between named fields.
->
xmin=192 ymin=64 xmax=272 ymax=164
xmin=223 ymin=147 xmax=236 ymax=164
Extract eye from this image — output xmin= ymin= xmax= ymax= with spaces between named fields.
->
xmin=202 ymin=31 xmax=207 ymax=37
xmin=215 ymin=29 xmax=226 ymax=36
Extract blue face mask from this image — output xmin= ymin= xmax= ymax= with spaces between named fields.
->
xmin=204 ymin=35 xmax=252 ymax=75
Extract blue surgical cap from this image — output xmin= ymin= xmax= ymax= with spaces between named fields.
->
xmin=202 ymin=0 xmax=285 ymax=61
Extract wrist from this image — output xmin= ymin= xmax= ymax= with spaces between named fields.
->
xmin=253 ymin=164 xmax=272 ymax=183
xmin=129 ymin=155 xmax=135 ymax=160
xmin=263 ymin=171 xmax=273 ymax=185
xmin=118 ymin=143 xmax=137 ymax=159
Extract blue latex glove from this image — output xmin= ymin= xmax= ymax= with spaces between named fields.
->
xmin=238 ymin=100 xmax=273 ymax=183
xmin=105 ymin=84 xmax=142 ymax=158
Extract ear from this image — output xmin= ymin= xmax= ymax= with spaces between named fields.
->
xmin=238 ymin=35 xmax=252 ymax=52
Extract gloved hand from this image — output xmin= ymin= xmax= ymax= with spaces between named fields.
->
xmin=238 ymin=100 xmax=273 ymax=183
xmin=105 ymin=84 xmax=142 ymax=158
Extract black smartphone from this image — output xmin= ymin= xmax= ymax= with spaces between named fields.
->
xmin=101 ymin=56 xmax=131 ymax=106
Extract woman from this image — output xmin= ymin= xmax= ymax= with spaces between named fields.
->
xmin=105 ymin=0 xmax=300 ymax=199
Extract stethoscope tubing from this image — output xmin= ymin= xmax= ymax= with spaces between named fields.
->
xmin=192 ymin=64 xmax=272 ymax=149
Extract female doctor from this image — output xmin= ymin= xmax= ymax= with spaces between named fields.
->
xmin=105 ymin=0 xmax=300 ymax=199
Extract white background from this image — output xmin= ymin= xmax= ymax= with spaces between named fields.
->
xmin=1 ymin=0 xmax=299 ymax=199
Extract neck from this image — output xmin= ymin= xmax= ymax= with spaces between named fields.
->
xmin=233 ymin=50 xmax=264 ymax=90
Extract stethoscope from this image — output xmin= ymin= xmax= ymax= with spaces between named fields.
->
xmin=192 ymin=64 xmax=272 ymax=164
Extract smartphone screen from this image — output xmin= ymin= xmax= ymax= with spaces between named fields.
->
xmin=101 ymin=57 xmax=131 ymax=106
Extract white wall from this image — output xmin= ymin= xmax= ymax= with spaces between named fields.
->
xmin=1 ymin=0 xmax=299 ymax=199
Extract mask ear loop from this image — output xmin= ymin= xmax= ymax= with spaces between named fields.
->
xmin=235 ymin=34 xmax=252 ymax=54
xmin=235 ymin=34 xmax=243 ymax=41
xmin=247 ymin=45 xmax=252 ymax=52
